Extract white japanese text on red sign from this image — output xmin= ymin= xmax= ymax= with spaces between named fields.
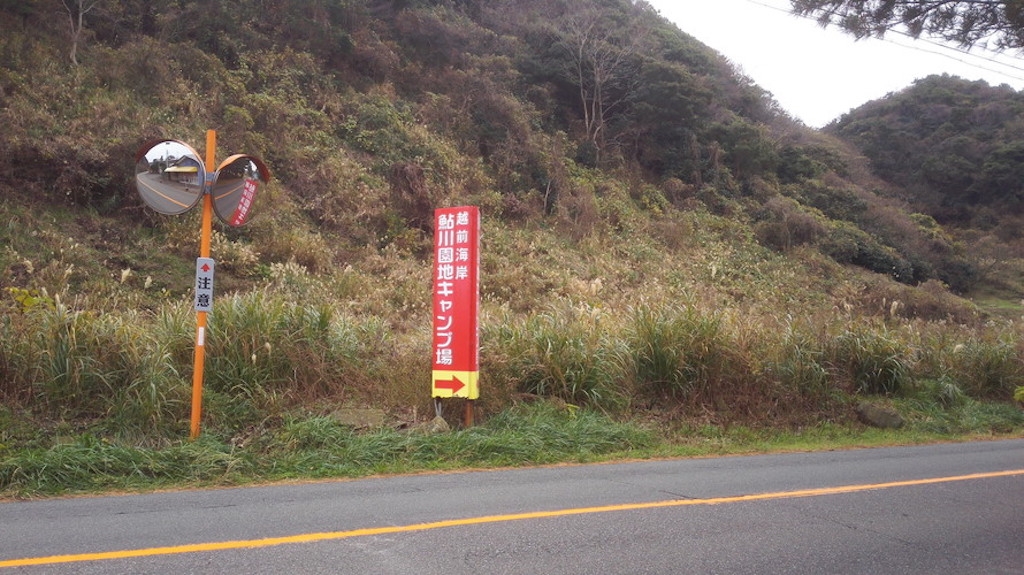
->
xmin=434 ymin=210 xmax=473 ymax=367
xmin=231 ymin=179 xmax=258 ymax=225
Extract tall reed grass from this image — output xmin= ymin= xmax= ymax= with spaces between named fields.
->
xmin=2 ymin=298 xmax=188 ymax=439
xmin=202 ymin=290 xmax=396 ymax=430
xmin=3 ymin=278 xmax=1023 ymax=448
xmin=485 ymin=302 xmax=627 ymax=409
xmin=627 ymin=304 xmax=734 ymax=402
xmin=0 ymin=289 xmax=405 ymax=442
xmin=828 ymin=325 xmax=911 ymax=395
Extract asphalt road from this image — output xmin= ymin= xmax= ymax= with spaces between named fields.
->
xmin=134 ymin=171 xmax=201 ymax=215
xmin=2 ymin=439 xmax=1022 ymax=574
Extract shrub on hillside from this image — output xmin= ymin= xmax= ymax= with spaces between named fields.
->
xmin=820 ymin=221 xmax=915 ymax=283
xmin=486 ymin=304 xmax=627 ymax=410
xmin=627 ymin=305 xmax=734 ymax=402
xmin=754 ymin=196 xmax=825 ymax=252
xmin=828 ymin=326 xmax=911 ymax=395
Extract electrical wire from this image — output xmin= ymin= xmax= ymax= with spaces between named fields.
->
xmin=739 ymin=0 xmax=1024 ymax=84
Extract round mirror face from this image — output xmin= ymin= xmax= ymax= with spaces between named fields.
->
xmin=134 ymin=140 xmax=206 ymax=215
xmin=212 ymin=155 xmax=270 ymax=227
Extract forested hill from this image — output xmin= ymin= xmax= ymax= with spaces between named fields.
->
xmin=826 ymin=73 xmax=1024 ymax=301
xmin=0 ymin=0 xmax=987 ymax=294
xmin=828 ymin=74 xmax=1024 ymax=227
xmin=1 ymin=0 xmax=784 ymax=201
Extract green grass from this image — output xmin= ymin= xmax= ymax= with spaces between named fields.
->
xmin=0 ymin=402 xmax=654 ymax=497
xmin=628 ymin=304 xmax=733 ymax=401
xmin=1 ymin=401 xmax=1021 ymax=499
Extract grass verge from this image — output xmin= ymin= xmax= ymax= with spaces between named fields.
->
xmin=1 ymin=401 xmax=1021 ymax=500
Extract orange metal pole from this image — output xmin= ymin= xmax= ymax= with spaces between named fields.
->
xmin=189 ymin=130 xmax=217 ymax=440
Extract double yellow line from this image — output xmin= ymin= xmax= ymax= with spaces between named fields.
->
xmin=3 ymin=469 xmax=1022 ymax=568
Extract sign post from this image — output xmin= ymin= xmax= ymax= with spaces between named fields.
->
xmin=431 ymin=207 xmax=481 ymax=426
xmin=133 ymin=131 xmax=270 ymax=439
xmin=190 ymin=130 xmax=218 ymax=440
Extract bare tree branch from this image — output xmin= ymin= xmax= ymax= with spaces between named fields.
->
xmin=62 ymin=0 xmax=102 ymax=66
xmin=559 ymin=0 xmax=651 ymax=163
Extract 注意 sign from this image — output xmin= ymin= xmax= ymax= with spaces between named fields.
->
xmin=431 ymin=206 xmax=480 ymax=399
xmin=194 ymin=257 xmax=215 ymax=313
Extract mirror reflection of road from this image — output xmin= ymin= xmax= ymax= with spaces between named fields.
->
xmin=135 ymin=171 xmax=201 ymax=215
xmin=213 ymin=177 xmax=244 ymax=209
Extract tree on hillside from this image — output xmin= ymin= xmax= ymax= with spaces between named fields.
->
xmin=791 ymin=0 xmax=1024 ymax=50
xmin=559 ymin=0 xmax=652 ymax=164
xmin=62 ymin=0 xmax=102 ymax=65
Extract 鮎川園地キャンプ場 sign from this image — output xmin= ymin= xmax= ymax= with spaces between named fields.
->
xmin=431 ymin=207 xmax=480 ymax=399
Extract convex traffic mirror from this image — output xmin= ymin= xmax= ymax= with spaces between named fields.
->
xmin=134 ymin=139 xmax=271 ymax=226
xmin=211 ymin=154 xmax=271 ymax=227
xmin=134 ymin=140 xmax=205 ymax=216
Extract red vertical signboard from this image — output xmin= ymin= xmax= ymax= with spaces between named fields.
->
xmin=432 ymin=206 xmax=480 ymax=399
xmin=229 ymin=178 xmax=258 ymax=226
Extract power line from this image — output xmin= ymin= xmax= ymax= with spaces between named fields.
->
xmin=739 ymin=0 xmax=1024 ymax=84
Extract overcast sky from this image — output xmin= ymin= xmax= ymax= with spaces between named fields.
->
xmin=646 ymin=0 xmax=1024 ymax=127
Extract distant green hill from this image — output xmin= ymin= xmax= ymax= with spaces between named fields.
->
xmin=828 ymin=74 xmax=1024 ymax=223
xmin=829 ymin=73 xmax=1024 ymax=305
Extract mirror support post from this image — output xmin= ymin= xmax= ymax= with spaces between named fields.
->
xmin=134 ymin=132 xmax=267 ymax=440
xmin=190 ymin=130 xmax=217 ymax=440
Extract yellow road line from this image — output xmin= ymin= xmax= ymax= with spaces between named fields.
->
xmin=214 ymin=181 xmax=243 ymax=201
xmin=2 ymin=469 xmax=1022 ymax=568
xmin=135 ymin=178 xmax=192 ymax=209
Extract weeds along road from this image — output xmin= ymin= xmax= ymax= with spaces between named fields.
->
xmin=2 ymin=439 xmax=1023 ymax=574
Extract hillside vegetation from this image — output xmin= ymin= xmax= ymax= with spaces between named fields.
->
xmin=1 ymin=0 xmax=1023 ymax=492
